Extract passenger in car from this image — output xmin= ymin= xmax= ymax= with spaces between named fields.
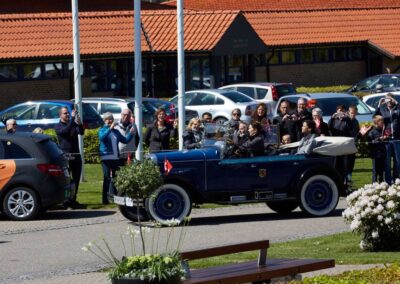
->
xmin=296 ymin=120 xmax=317 ymax=155
xmin=5 ymin=119 xmax=17 ymax=134
xmin=232 ymin=121 xmax=249 ymax=147
xmin=312 ymin=108 xmax=330 ymax=136
xmin=98 ymin=112 xmax=135 ymax=204
xmin=235 ymin=122 xmax=264 ymax=157
xmin=224 ymin=108 xmax=242 ymax=140
xmin=296 ymin=98 xmax=312 ymax=125
xmin=183 ymin=118 xmax=203 ymax=150
xmin=251 ymin=103 xmax=271 ymax=127
xmin=144 ymin=108 xmax=178 ymax=153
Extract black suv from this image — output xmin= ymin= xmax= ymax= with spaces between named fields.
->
xmin=0 ymin=132 xmax=74 ymax=220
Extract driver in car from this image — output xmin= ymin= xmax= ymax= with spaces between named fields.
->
xmin=233 ymin=122 xmax=264 ymax=157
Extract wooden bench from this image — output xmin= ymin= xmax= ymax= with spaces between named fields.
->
xmin=180 ymin=240 xmax=335 ymax=284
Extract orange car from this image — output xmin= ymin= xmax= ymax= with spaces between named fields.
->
xmin=0 ymin=132 xmax=74 ymax=220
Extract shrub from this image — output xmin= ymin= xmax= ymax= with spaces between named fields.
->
xmin=297 ymin=86 xmax=351 ymax=93
xmin=343 ymin=181 xmax=400 ymax=251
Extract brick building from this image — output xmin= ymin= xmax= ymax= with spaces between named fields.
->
xmin=1 ymin=0 xmax=400 ymax=109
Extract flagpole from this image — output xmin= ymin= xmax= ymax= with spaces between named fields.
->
xmin=71 ymin=0 xmax=85 ymax=180
xmin=134 ymin=0 xmax=143 ymax=161
xmin=177 ymin=0 xmax=185 ymax=150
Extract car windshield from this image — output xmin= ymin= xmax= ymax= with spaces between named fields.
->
xmin=82 ymin=103 xmax=101 ymax=119
xmin=221 ymin=91 xmax=252 ymax=103
xmin=315 ymin=97 xmax=371 ymax=115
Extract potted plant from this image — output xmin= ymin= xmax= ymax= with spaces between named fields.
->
xmin=82 ymin=159 xmax=187 ymax=283
xmin=343 ymin=180 xmax=400 ymax=251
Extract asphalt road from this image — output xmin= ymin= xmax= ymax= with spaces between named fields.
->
xmin=0 ymin=199 xmax=350 ymax=284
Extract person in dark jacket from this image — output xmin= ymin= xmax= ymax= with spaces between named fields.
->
xmin=273 ymin=100 xmax=300 ymax=142
xmin=311 ymin=108 xmax=330 ymax=136
xmin=296 ymin=98 xmax=312 ymax=126
xmin=55 ymin=107 xmax=84 ymax=207
xmin=98 ymin=112 xmax=134 ymax=204
xmin=183 ymin=118 xmax=203 ymax=150
xmin=328 ymin=105 xmax=350 ymax=184
xmin=346 ymin=105 xmax=361 ymax=185
xmin=224 ymin=108 xmax=242 ymax=140
xmin=368 ymin=115 xmax=387 ymax=183
xmin=235 ymin=122 xmax=264 ymax=157
xmin=374 ymin=93 xmax=400 ymax=183
xmin=144 ymin=108 xmax=178 ymax=153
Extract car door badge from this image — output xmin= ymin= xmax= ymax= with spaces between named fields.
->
xmin=259 ymin=169 xmax=267 ymax=178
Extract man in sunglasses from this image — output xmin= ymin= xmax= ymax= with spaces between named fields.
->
xmin=55 ymin=107 xmax=84 ymax=209
xmin=5 ymin=119 xmax=17 ymax=134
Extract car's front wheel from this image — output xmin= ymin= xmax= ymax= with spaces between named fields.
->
xmin=119 ymin=205 xmax=149 ymax=222
xmin=266 ymin=200 xmax=298 ymax=214
xmin=146 ymin=184 xmax=191 ymax=224
xmin=2 ymin=187 xmax=40 ymax=221
xmin=298 ymin=174 xmax=339 ymax=217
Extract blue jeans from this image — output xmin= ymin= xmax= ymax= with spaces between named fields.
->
xmin=384 ymin=140 xmax=400 ymax=184
xmin=101 ymin=159 xmax=120 ymax=204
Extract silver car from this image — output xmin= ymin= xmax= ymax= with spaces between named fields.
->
xmin=170 ymin=89 xmax=259 ymax=124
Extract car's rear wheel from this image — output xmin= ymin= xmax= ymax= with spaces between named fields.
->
xmin=298 ymin=174 xmax=339 ymax=217
xmin=119 ymin=205 xmax=149 ymax=222
xmin=266 ymin=200 xmax=298 ymax=214
xmin=3 ymin=187 xmax=40 ymax=221
xmin=214 ymin=117 xmax=227 ymax=125
xmin=146 ymin=184 xmax=191 ymax=224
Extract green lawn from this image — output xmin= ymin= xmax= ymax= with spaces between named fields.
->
xmin=189 ymin=232 xmax=400 ymax=269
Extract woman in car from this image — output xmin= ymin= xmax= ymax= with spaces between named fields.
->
xmin=183 ymin=117 xmax=203 ymax=149
xmin=251 ymin=103 xmax=271 ymax=127
xmin=235 ymin=122 xmax=264 ymax=157
xmin=98 ymin=112 xmax=135 ymax=204
xmin=144 ymin=108 xmax=178 ymax=153
xmin=296 ymin=120 xmax=317 ymax=155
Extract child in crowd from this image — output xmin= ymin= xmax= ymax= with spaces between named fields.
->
xmin=367 ymin=115 xmax=387 ymax=183
xmin=281 ymin=134 xmax=291 ymax=145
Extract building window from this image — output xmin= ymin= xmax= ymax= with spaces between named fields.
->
xmin=67 ymin=62 xmax=84 ymax=76
xmin=189 ymin=59 xmax=201 ymax=89
xmin=0 ymin=65 xmax=18 ymax=81
xmin=227 ymin=55 xmax=243 ymax=83
xmin=23 ymin=64 xmax=41 ymax=79
xmin=348 ymin=47 xmax=363 ymax=60
xmin=333 ymin=48 xmax=347 ymax=61
xmin=266 ymin=51 xmax=279 ymax=65
xmin=45 ymin=63 xmax=63 ymax=78
xmin=299 ymin=49 xmax=313 ymax=63
xmin=281 ymin=50 xmax=296 ymax=64
xmin=315 ymin=48 xmax=330 ymax=62
xmin=87 ymin=62 xmax=107 ymax=92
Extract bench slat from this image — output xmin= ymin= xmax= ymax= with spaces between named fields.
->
xmin=180 ymin=240 xmax=270 ymax=260
xmin=183 ymin=258 xmax=335 ymax=284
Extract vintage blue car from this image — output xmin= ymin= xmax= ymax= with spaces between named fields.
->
xmin=115 ymin=125 xmax=357 ymax=224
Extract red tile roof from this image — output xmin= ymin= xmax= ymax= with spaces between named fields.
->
xmin=0 ymin=10 xmax=238 ymax=60
xmin=244 ymin=8 xmax=400 ymax=57
xmin=163 ymin=0 xmax=400 ymax=11
xmin=1 ymin=0 xmax=173 ymax=14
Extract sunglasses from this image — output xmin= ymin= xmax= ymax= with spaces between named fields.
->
xmin=232 ymin=113 xmax=241 ymax=116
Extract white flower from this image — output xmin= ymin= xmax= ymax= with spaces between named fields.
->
xmin=388 ymin=188 xmax=397 ymax=196
xmin=165 ymin=218 xmax=181 ymax=226
xmin=350 ymin=220 xmax=360 ymax=230
xmin=377 ymin=215 xmax=383 ymax=221
xmin=142 ymin=226 xmax=152 ymax=234
xmin=372 ymin=231 xmax=379 ymax=239
xmin=81 ymin=241 xmax=93 ymax=252
xmin=385 ymin=217 xmax=393 ymax=225
xmin=371 ymin=195 xmax=379 ymax=201
xmin=386 ymin=200 xmax=395 ymax=209
xmin=377 ymin=198 xmax=384 ymax=204
xmin=395 ymin=178 xmax=400 ymax=185
xmin=379 ymin=190 xmax=387 ymax=197
xmin=359 ymin=240 xmax=368 ymax=250
xmin=395 ymin=212 xmax=400 ymax=219
xmin=376 ymin=204 xmax=384 ymax=213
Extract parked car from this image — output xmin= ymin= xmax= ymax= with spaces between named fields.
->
xmin=114 ymin=124 xmax=349 ymax=223
xmin=362 ymin=92 xmax=400 ymax=111
xmin=348 ymin=74 xmax=400 ymax=93
xmin=219 ymin=82 xmax=296 ymax=110
xmin=273 ymin=93 xmax=373 ymax=123
xmin=0 ymin=132 xmax=74 ymax=220
xmin=81 ymin=97 xmax=198 ymax=125
xmin=170 ymin=89 xmax=258 ymax=124
xmin=0 ymin=100 xmax=103 ymax=131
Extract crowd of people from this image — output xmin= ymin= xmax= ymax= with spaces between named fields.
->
xmin=4 ymin=92 xmax=400 ymax=206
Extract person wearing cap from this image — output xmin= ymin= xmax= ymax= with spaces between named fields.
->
xmin=5 ymin=119 xmax=17 ymax=133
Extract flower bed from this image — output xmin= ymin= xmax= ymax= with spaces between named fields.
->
xmin=343 ymin=180 xmax=400 ymax=251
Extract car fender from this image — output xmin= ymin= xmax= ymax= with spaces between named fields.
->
xmin=162 ymin=175 xmax=203 ymax=203
xmin=294 ymin=165 xmax=344 ymax=196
